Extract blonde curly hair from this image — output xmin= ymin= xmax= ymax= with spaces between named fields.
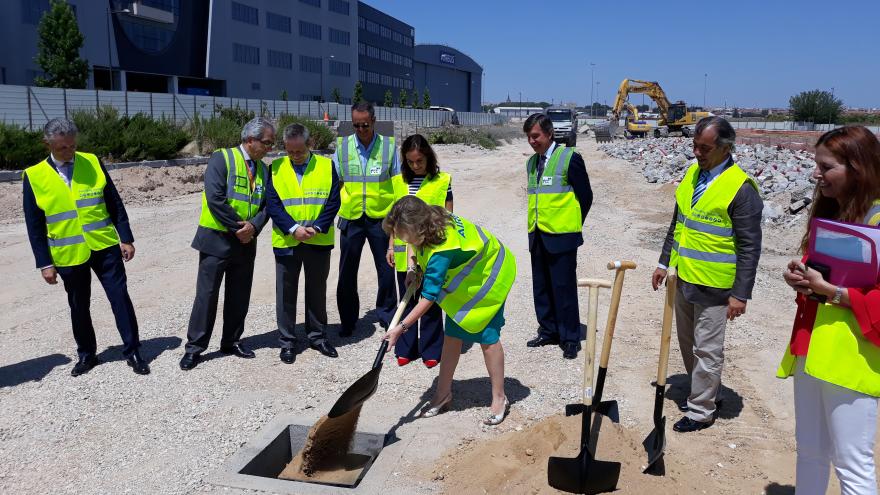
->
xmin=383 ymin=196 xmax=451 ymax=248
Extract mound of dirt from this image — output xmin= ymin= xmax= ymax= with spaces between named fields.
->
xmin=434 ymin=413 xmax=718 ymax=494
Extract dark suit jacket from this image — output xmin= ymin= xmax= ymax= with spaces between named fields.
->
xmin=527 ymin=150 xmax=593 ymax=254
xmin=658 ymin=161 xmax=764 ymax=305
xmin=191 ymin=148 xmax=269 ymax=259
xmin=23 ymin=156 xmax=134 ymax=269
xmin=266 ymin=155 xmax=341 ymax=255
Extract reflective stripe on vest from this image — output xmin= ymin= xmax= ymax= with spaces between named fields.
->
xmin=416 ymin=214 xmax=516 ymax=333
xmin=669 ymin=162 xmax=758 ymax=289
xmin=526 ymin=145 xmax=582 ymax=233
xmin=776 ymin=200 xmax=880 ymax=397
xmin=23 ymin=152 xmax=119 ymax=267
xmin=270 ymin=153 xmax=335 ymax=248
xmin=391 ymin=172 xmax=452 ymax=271
xmin=336 ymin=134 xmax=398 ymax=220
xmin=198 ymin=147 xmax=266 ymax=231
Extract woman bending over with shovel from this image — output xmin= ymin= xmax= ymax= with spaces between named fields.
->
xmin=382 ymin=195 xmax=517 ymax=425
xmin=781 ymin=125 xmax=880 ymax=495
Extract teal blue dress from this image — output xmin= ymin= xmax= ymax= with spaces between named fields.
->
xmin=420 ymin=249 xmax=505 ymax=344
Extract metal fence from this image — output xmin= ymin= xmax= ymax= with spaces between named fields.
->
xmin=0 ymin=84 xmax=506 ymax=130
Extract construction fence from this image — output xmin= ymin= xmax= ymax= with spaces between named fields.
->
xmin=0 ymin=84 xmax=506 ymax=131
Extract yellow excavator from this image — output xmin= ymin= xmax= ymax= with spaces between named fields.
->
xmin=594 ymin=78 xmax=712 ymax=142
xmin=622 ymin=101 xmax=652 ymax=138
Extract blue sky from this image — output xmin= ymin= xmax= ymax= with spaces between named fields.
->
xmin=365 ymin=0 xmax=879 ymax=108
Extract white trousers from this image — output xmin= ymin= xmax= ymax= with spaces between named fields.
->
xmin=794 ymin=357 xmax=879 ymax=495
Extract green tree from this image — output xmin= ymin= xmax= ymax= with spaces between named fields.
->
xmin=280 ymin=89 xmax=288 ymax=101
xmin=789 ymin=89 xmax=843 ymax=124
xmin=383 ymin=89 xmax=393 ymax=108
xmin=353 ymin=81 xmax=364 ymax=104
xmin=636 ymin=104 xmax=649 ymax=112
xmin=411 ymin=90 xmax=420 ymax=109
xmin=332 ymin=87 xmax=341 ymax=104
xmin=422 ymin=88 xmax=431 ymax=109
xmin=398 ymin=89 xmax=408 ymax=108
xmin=34 ymin=0 xmax=89 ymax=88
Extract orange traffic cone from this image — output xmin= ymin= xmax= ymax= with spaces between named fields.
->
xmin=323 ymin=111 xmax=330 ymax=122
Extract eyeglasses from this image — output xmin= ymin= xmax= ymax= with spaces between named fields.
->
xmin=352 ymin=123 xmax=371 ymax=129
xmin=259 ymin=139 xmax=275 ymax=147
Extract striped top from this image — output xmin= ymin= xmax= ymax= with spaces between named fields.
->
xmin=408 ymin=174 xmax=453 ymax=200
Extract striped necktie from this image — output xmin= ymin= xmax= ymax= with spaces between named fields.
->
xmin=536 ymin=154 xmax=547 ymax=177
xmin=691 ymin=170 xmax=710 ymax=207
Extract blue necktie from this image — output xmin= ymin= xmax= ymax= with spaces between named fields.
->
xmin=692 ymin=170 xmax=710 ymax=207
xmin=59 ymin=162 xmax=73 ymax=186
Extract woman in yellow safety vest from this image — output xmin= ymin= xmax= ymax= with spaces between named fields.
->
xmin=781 ymin=125 xmax=880 ymax=494
xmin=383 ymin=196 xmax=516 ymax=425
xmin=385 ymin=134 xmax=453 ymax=369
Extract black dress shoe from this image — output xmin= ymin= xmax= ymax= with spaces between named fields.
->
xmin=339 ymin=326 xmax=354 ymax=338
xmin=562 ymin=342 xmax=579 ymax=360
xmin=71 ymin=355 xmax=100 ymax=376
xmin=677 ymin=398 xmax=724 ymax=413
xmin=280 ymin=348 xmax=296 ymax=364
xmin=179 ymin=352 xmax=199 ymax=370
xmin=220 ymin=343 xmax=256 ymax=359
xmin=310 ymin=341 xmax=338 ymax=358
xmin=126 ymin=353 xmax=151 ymax=375
xmin=526 ymin=335 xmax=559 ymax=347
xmin=672 ymin=416 xmax=714 ymax=433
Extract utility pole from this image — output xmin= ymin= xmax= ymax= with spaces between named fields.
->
xmin=589 ymin=62 xmax=595 ymax=117
xmin=519 ymin=91 xmax=522 ymax=119
xmin=703 ymin=73 xmax=707 ymax=109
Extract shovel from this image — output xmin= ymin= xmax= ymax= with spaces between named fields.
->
xmin=328 ymin=280 xmax=420 ymax=419
xmin=642 ymin=267 xmax=678 ymax=475
xmin=548 ymin=277 xmax=620 ymax=494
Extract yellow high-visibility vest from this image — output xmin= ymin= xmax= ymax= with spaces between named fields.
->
xmin=391 ymin=171 xmax=451 ymax=271
xmin=527 ymin=145 xmax=582 ymax=234
xmin=199 ymin=147 xmax=266 ymax=231
xmin=336 ymin=134 xmax=398 ymax=220
xmin=270 ymin=153 xmax=335 ymax=248
xmin=23 ymin=152 xmax=120 ymax=267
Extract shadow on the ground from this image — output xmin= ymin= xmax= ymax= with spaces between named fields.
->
xmin=385 ymin=375 xmax=532 ymax=446
xmin=664 ymin=373 xmax=744 ymax=420
xmin=764 ymin=482 xmax=795 ymax=495
xmin=0 ymin=353 xmax=71 ymax=388
xmin=96 ymin=336 xmax=182 ymax=363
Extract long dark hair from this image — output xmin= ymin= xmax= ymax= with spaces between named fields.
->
xmin=400 ymin=134 xmax=440 ymax=183
xmin=800 ymin=125 xmax=880 ymax=252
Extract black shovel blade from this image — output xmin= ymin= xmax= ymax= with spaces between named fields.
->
xmin=548 ymin=452 xmax=621 ymax=494
xmin=642 ymin=415 xmax=666 ymax=475
xmin=327 ymin=366 xmax=383 ymax=419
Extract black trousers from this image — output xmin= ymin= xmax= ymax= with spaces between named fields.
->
xmin=336 ymin=216 xmax=397 ymax=330
xmin=276 ymin=246 xmax=331 ymax=348
xmin=530 ymin=236 xmax=581 ymax=346
xmin=56 ymin=245 xmax=140 ymax=359
xmin=185 ymin=251 xmax=255 ymax=353
xmin=394 ymin=271 xmax=443 ymax=361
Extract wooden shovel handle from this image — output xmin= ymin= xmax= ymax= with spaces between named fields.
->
xmin=599 ymin=260 xmax=637 ymax=367
xmin=656 ymin=268 xmax=678 ymax=387
xmin=578 ymin=278 xmax=612 ymax=289
xmin=582 ymin=284 xmax=602 ymax=406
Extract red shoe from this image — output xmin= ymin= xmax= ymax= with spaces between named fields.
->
xmin=397 ymin=357 xmax=411 ymax=366
xmin=423 ymin=359 xmax=439 ymax=369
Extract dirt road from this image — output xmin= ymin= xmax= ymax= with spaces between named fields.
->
xmin=0 ymin=138 xmax=867 ymax=494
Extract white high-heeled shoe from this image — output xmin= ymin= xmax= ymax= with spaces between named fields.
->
xmin=421 ymin=393 xmax=452 ymax=418
xmin=483 ymin=397 xmax=509 ymax=426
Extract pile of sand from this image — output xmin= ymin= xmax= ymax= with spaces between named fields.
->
xmin=434 ymin=413 xmax=720 ymax=494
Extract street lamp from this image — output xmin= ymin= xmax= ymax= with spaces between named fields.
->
xmin=703 ymin=73 xmax=707 ymax=109
xmin=589 ymin=62 xmax=595 ymax=117
xmin=519 ymin=91 xmax=522 ymax=119
xmin=105 ymin=7 xmax=131 ymax=91
xmin=596 ymin=81 xmax=600 ymax=115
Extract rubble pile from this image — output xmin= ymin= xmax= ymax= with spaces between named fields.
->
xmin=599 ymin=137 xmax=817 ymax=223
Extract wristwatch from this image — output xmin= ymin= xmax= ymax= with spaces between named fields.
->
xmin=399 ymin=321 xmax=410 ymax=333
xmin=831 ymin=286 xmax=843 ymax=304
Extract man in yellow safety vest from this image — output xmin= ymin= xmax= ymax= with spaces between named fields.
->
xmin=651 ymin=116 xmax=763 ymax=432
xmin=22 ymin=118 xmax=147 ymax=376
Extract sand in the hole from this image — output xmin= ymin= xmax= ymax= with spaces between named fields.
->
xmin=278 ymin=406 xmax=370 ymax=485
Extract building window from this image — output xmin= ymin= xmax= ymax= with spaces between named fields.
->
xmin=299 ymin=20 xmax=322 ymax=40
xmin=380 ymin=74 xmax=392 ymax=86
xmin=357 ymin=42 xmax=365 ymax=55
xmin=366 ymin=71 xmax=380 ymax=84
xmin=405 ymin=79 xmax=413 ymax=90
xmin=21 ymin=0 xmax=49 ymax=24
xmin=233 ymin=43 xmax=260 ymax=65
xmin=358 ymin=69 xmax=365 ymax=81
xmin=380 ymin=25 xmax=392 ymax=39
xmin=365 ymin=19 xmax=380 ymax=35
xmin=403 ymin=36 xmax=413 ymax=47
xmin=328 ymin=0 xmax=350 ymax=15
xmin=404 ymin=57 xmax=412 ymax=68
xmin=366 ymin=45 xmax=379 ymax=59
xmin=268 ymin=49 xmax=293 ymax=69
xmin=380 ymin=49 xmax=392 ymax=63
xmin=329 ymin=60 xmax=350 ymax=77
xmin=299 ymin=55 xmax=322 ymax=73
xmin=266 ymin=12 xmax=291 ymax=32
xmin=358 ymin=16 xmax=366 ymax=29
xmin=252 ymin=82 xmax=261 ymax=90
xmin=392 ymin=31 xmax=402 ymax=44
xmin=299 ymin=0 xmax=321 ymax=6
xmin=231 ymin=1 xmax=259 ymax=25
xmin=329 ymin=28 xmax=350 ymax=46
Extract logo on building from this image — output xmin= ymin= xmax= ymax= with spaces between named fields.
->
xmin=439 ymin=52 xmax=456 ymax=65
